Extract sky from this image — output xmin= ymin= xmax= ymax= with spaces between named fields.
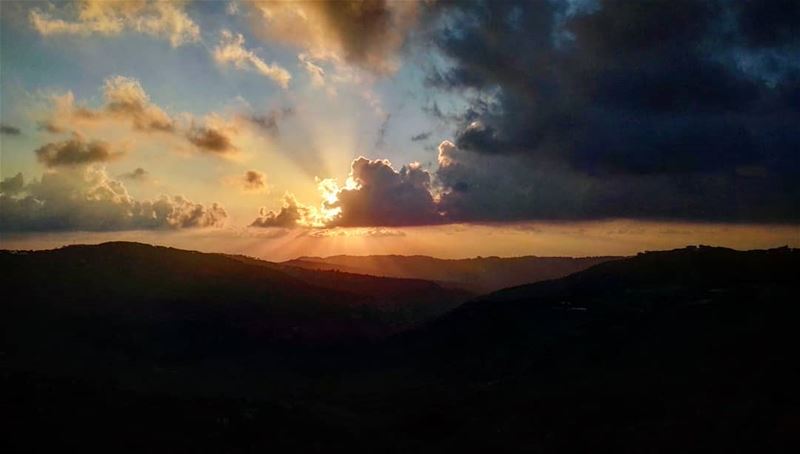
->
xmin=1 ymin=0 xmax=798 ymax=260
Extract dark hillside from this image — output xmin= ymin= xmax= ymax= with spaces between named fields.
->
xmin=3 ymin=244 xmax=799 ymax=453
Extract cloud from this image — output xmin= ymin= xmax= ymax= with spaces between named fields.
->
xmin=43 ymin=76 xmax=175 ymax=134
xmin=433 ymin=139 xmax=800 ymax=223
xmin=226 ymin=2 xmax=240 ymax=16
xmin=35 ymin=136 xmax=122 ymax=167
xmin=185 ymin=124 xmax=237 ymax=154
xmin=0 ymin=166 xmax=227 ymax=232
xmin=213 ymin=29 xmax=292 ymax=88
xmin=436 ymin=139 xmax=456 ymax=167
xmin=1 ymin=123 xmax=21 ymax=135
xmin=325 ymin=157 xmax=442 ymax=227
xmin=298 ymin=53 xmax=327 ymax=88
xmin=29 ymin=0 xmax=200 ymax=47
xmin=120 ymin=167 xmax=149 ymax=181
xmin=415 ymin=0 xmax=800 ymax=223
xmin=251 ymin=193 xmax=311 ymax=228
xmin=102 ymin=76 xmax=175 ymax=132
xmin=243 ymin=107 xmax=293 ymax=136
xmin=248 ymin=0 xmax=420 ymax=75
xmin=242 ymin=170 xmax=267 ymax=192
xmin=302 ymin=227 xmax=406 ymax=238
xmin=283 ymin=122 xmax=798 ymax=228
xmin=0 ymin=173 xmax=25 ymax=195
xmin=41 ymin=76 xmax=248 ymax=157
xmin=410 ymin=131 xmax=431 ymax=142
xmin=374 ymin=113 xmax=391 ymax=148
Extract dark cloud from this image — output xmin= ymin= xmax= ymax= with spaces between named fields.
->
xmin=251 ymin=194 xmax=309 ymax=228
xmin=0 ymin=173 xmax=25 ymax=195
xmin=416 ymin=0 xmax=800 ymax=222
xmin=736 ymin=0 xmax=800 ymax=47
xmin=120 ymin=167 xmax=149 ymax=181
xmin=186 ymin=126 xmax=236 ymax=154
xmin=1 ymin=123 xmax=21 ymax=135
xmin=35 ymin=137 xmax=121 ymax=167
xmin=410 ymin=131 xmax=432 ymax=142
xmin=327 ymin=157 xmax=442 ymax=227
xmin=0 ymin=167 xmax=227 ymax=232
xmin=375 ymin=113 xmax=391 ymax=148
xmin=319 ymin=1 xmax=406 ymax=73
xmin=243 ymin=170 xmax=267 ymax=191
xmin=251 ymin=1 xmax=419 ymax=74
xmin=246 ymin=107 xmax=293 ymax=136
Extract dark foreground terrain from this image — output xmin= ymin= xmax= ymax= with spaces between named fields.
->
xmin=2 ymin=243 xmax=799 ymax=452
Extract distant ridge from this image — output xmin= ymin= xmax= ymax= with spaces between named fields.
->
xmin=283 ymin=253 xmax=623 ymax=293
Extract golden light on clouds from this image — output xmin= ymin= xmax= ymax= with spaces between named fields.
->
xmin=29 ymin=0 xmax=200 ymax=47
xmin=249 ymin=0 xmax=419 ymax=75
xmin=3 ymin=0 xmax=797 ymax=259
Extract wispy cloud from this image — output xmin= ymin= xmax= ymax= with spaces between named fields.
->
xmin=29 ymin=0 xmax=200 ymax=47
xmin=213 ymin=30 xmax=291 ymax=88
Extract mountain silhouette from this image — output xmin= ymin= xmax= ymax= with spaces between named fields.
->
xmin=283 ymin=254 xmax=621 ymax=293
xmin=3 ymin=244 xmax=799 ymax=453
xmin=0 ymin=242 xmax=468 ymax=365
xmin=361 ymin=246 xmax=800 ymax=452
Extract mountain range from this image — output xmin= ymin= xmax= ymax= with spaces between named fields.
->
xmin=2 ymin=242 xmax=799 ymax=452
xmin=283 ymin=254 xmax=621 ymax=293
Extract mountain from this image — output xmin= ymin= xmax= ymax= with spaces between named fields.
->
xmin=283 ymin=254 xmax=622 ymax=293
xmin=359 ymin=245 xmax=800 ymax=451
xmin=399 ymin=245 xmax=800 ymax=360
xmin=3 ymin=244 xmax=800 ymax=452
xmin=0 ymin=242 xmax=468 ymax=366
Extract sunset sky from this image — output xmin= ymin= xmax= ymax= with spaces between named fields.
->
xmin=1 ymin=0 xmax=798 ymax=260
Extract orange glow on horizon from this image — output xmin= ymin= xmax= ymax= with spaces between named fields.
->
xmin=0 ymin=220 xmax=797 ymax=263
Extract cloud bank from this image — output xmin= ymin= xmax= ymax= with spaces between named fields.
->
xmin=407 ymin=0 xmax=800 ymax=224
xmin=1 ymin=166 xmax=227 ymax=232
xmin=29 ymin=0 xmax=200 ymax=47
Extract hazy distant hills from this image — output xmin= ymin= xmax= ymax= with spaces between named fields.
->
xmin=283 ymin=254 xmax=622 ymax=293
xmin=3 ymin=243 xmax=800 ymax=452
